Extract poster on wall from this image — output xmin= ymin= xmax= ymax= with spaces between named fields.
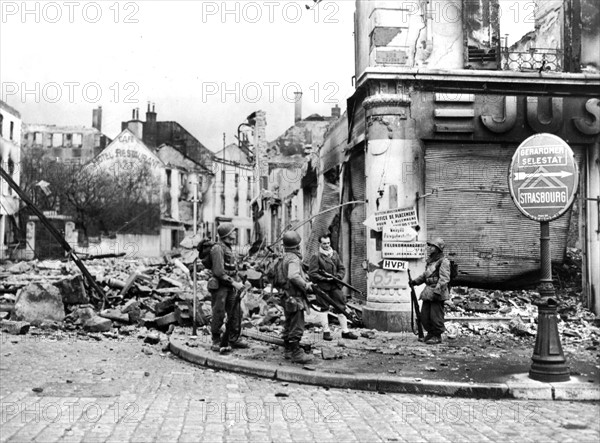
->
xmin=382 ymin=241 xmax=426 ymax=258
xmin=363 ymin=207 xmax=418 ymax=232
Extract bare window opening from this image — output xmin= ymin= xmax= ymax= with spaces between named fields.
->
xmin=166 ymin=169 xmax=172 ymax=187
xmin=65 ymin=133 xmax=73 ymax=147
xmin=9 ymin=121 xmax=14 ymax=140
xmin=220 ymin=195 xmax=226 ymax=215
xmin=34 ymin=132 xmax=43 ymax=145
xmin=72 ymin=133 xmax=83 ymax=147
xmin=52 ymin=133 xmax=63 ymax=147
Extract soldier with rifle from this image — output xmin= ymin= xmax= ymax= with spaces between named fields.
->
xmin=408 ymin=238 xmax=451 ymax=345
xmin=207 ymin=222 xmax=250 ymax=354
xmin=308 ymin=235 xmax=358 ymax=341
xmin=280 ymin=231 xmax=315 ymax=363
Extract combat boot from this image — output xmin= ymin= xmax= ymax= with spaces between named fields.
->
xmin=283 ymin=340 xmax=292 ymax=360
xmin=290 ymin=342 xmax=313 ymax=364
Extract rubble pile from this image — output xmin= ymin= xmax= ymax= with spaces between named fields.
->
xmin=445 ymin=248 xmax=598 ymax=349
xmin=0 ymin=247 xmax=598 ymax=356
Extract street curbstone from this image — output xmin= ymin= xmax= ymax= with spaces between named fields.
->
xmin=206 ymin=355 xmax=277 ymax=379
xmin=275 ymin=367 xmax=378 ymax=391
xmin=551 ymin=381 xmax=600 ymax=401
xmin=170 ymin=336 xmax=598 ymax=401
xmin=169 ymin=340 xmax=207 ymax=366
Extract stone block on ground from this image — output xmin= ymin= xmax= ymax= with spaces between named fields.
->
xmin=157 ymin=277 xmax=183 ymax=289
xmin=99 ymin=309 xmax=130 ymax=323
xmin=13 ymin=283 xmax=65 ymax=326
xmin=155 ymin=312 xmax=177 ymax=327
xmin=0 ymin=319 xmax=31 ymax=335
xmin=54 ymin=275 xmax=89 ymax=305
xmin=155 ymin=297 xmax=177 ymax=316
xmin=84 ymin=316 xmax=112 ymax=332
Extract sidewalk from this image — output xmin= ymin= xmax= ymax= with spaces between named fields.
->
xmin=170 ymin=325 xmax=600 ymax=402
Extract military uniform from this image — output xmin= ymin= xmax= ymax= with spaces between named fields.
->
xmin=412 ymin=251 xmax=451 ymax=342
xmin=208 ymin=240 xmax=242 ymax=348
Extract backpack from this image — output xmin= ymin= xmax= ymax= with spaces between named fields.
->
xmin=197 ymin=239 xmax=216 ymax=269
xmin=439 ymin=258 xmax=459 ymax=288
xmin=265 ymin=255 xmax=288 ymax=290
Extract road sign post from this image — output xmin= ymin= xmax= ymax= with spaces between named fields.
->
xmin=509 ymin=133 xmax=578 ymax=383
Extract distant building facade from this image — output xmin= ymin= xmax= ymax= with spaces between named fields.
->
xmin=21 ymin=107 xmax=108 ymax=164
xmin=0 ymin=100 xmax=22 ymax=260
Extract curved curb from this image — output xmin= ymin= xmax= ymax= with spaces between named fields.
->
xmin=169 ymin=336 xmax=600 ymax=401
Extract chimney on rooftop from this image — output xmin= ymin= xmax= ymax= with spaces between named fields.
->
xmin=145 ymin=102 xmax=157 ymax=148
xmin=92 ymin=106 xmax=102 ymax=132
xmin=127 ymin=107 xmax=143 ymax=140
xmin=294 ymin=91 xmax=302 ymax=124
xmin=331 ymin=104 xmax=340 ymax=119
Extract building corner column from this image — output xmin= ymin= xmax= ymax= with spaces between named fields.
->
xmin=361 ymin=92 xmax=426 ymax=332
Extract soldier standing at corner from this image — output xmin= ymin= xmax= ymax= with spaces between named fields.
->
xmin=281 ymin=231 xmax=314 ymax=364
xmin=208 ymin=222 xmax=249 ymax=354
xmin=409 ymin=237 xmax=451 ymax=345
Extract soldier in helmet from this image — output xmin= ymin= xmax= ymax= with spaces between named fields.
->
xmin=281 ymin=231 xmax=315 ymax=364
xmin=409 ymin=237 xmax=451 ymax=345
xmin=208 ymin=222 xmax=248 ymax=354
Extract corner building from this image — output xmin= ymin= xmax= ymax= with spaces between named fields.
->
xmin=343 ymin=0 xmax=600 ymax=330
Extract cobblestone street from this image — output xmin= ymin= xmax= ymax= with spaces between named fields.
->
xmin=0 ymin=333 xmax=598 ymax=442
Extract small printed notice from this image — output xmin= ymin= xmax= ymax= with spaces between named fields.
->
xmin=382 ymin=226 xmax=418 ymax=242
xmin=382 ymin=259 xmax=408 ymax=271
xmin=363 ymin=207 xmax=418 ymax=232
xmin=382 ymin=241 xmax=426 ymax=259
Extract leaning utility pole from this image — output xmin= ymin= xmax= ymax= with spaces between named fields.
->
xmin=0 ymin=166 xmax=107 ymax=305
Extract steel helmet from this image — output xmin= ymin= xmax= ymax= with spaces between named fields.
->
xmin=282 ymin=231 xmax=301 ymax=248
xmin=217 ymin=222 xmax=236 ymax=239
xmin=427 ymin=237 xmax=445 ymax=252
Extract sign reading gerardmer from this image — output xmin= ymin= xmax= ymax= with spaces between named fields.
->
xmin=508 ymin=133 xmax=579 ymax=222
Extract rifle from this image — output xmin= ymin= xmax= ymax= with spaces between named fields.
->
xmin=318 ymin=271 xmax=364 ymax=296
xmin=407 ymin=270 xmax=424 ymax=340
xmin=310 ymin=285 xmax=363 ymax=327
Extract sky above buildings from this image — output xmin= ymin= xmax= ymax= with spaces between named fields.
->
xmin=0 ymin=0 xmax=356 ymax=151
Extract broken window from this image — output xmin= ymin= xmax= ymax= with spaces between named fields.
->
xmin=34 ymin=132 xmax=43 ymax=146
xmin=166 ymin=169 xmax=171 ymax=187
xmin=72 ymin=133 xmax=83 ymax=147
xmin=500 ymin=0 xmax=563 ymax=71
xmin=52 ymin=133 xmax=63 ymax=147
xmin=65 ymin=133 xmax=73 ymax=147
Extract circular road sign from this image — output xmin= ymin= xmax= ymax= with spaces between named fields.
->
xmin=508 ymin=133 xmax=579 ymax=222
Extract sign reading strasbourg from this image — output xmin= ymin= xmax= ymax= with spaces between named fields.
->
xmin=508 ymin=133 xmax=579 ymax=222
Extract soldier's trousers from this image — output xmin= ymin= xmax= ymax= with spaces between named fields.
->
xmin=281 ymin=295 xmax=305 ymax=344
xmin=421 ymin=300 xmax=445 ymax=337
xmin=210 ymin=287 xmax=241 ymax=347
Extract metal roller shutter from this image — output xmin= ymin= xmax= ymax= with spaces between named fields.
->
xmin=425 ymin=143 xmax=584 ymax=286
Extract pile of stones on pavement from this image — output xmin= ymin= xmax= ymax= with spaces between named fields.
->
xmin=0 ymin=247 xmax=598 ymax=356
